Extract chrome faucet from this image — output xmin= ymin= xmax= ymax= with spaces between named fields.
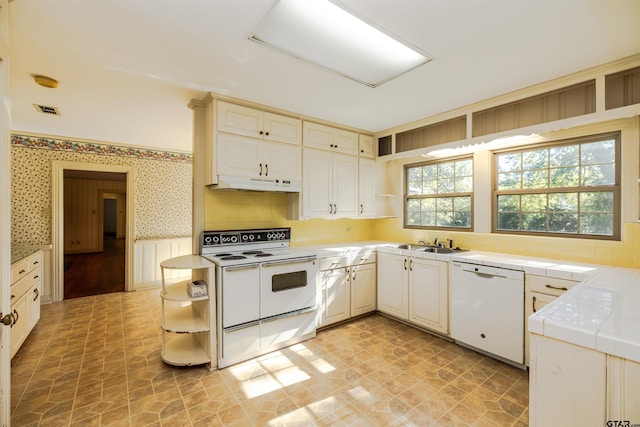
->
xmin=418 ymin=240 xmax=426 ymax=246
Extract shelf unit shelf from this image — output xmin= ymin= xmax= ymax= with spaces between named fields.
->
xmin=160 ymin=255 xmax=215 ymax=369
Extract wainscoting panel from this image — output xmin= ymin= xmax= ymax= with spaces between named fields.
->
xmin=134 ymin=237 xmax=192 ymax=290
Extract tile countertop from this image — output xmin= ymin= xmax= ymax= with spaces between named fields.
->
xmin=303 ymin=241 xmax=640 ymax=363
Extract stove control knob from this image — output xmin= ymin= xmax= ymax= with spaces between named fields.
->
xmin=242 ymin=235 xmax=248 ymax=241
xmin=231 ymin=236 xmax=238 ymax=243
xmin=204 ymin=236 xmax=212 ymax=244
xmin=249 ymin=235 xmax=254 ymax=240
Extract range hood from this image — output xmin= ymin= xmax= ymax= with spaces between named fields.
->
xmin=209 ymin=175 xmax=301 ymax=193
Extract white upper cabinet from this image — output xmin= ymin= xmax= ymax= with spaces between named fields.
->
xmin=358 ymin=134 xmax=375 ymax=158
xmin=302 ymin=149 xmax=358 ymax=219
xmin=217 ymin=133 xmax=301 ymax=181
xmin=303 ymin=122 xmax=358 ymax=155
xmin=217 ymin=101 xmax=302 ymax=145
xmin=358 ymin=158 xmax=376 ymax=217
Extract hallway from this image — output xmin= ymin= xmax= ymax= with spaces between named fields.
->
xmin=63 ymin=237 xmax=125 ymax=299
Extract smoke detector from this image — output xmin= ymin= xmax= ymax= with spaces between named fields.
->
xmin=33 ymin=104 xmax=61 ymax=116
xmin=33 ymin=74 xmax=58 ymax=88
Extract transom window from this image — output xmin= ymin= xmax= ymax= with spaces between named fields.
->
xmin=405 ymin=157 xmax=473 ymax=229
xmin=493 ymin=132 xmax=620 ymax=239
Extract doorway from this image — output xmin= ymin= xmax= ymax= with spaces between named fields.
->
xmin=52 ymin=162 xmax=135 ymax=302
xmin=63 ymin=171 xmax=127 ymax=299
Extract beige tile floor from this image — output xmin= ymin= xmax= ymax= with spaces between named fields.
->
xmin=11 ymin=289 xmax=529 ymax=426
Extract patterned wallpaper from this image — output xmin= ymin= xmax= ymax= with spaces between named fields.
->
xmin=11 ymin=134 xmax=193 ymax=246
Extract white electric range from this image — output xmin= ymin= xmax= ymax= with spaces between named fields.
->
xmin=200 ymin=228 xmax=318 ymax=368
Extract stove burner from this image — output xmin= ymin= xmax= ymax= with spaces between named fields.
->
xmin=255 ymin=253 xmax=273 ymax=257
xmin=242 ymin=250 xmax=263 ymax=255
xmin=215 ymin=253 xmax=232 ymax=257
xmin=221 ymin=255 xmax=247 ymax=260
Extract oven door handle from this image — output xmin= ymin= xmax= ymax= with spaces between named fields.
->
xmin=224 ymin=320 xmax=260 ymax=333
xmin=261 ymin=307 xmax=316 ymax=324
xmin=260 ymin=256 xmax=316 ymax=267
xmin=223 ymin=263 xmax=260 ymax=272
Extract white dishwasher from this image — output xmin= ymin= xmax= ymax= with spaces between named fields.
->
xmin=450 ymin=261 xmax=524 ymax=366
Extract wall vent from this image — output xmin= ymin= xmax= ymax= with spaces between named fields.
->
xmin=33 ymin=104 xmax=61 ymax=116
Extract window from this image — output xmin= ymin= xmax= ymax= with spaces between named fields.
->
xmin=405 ymin=157 xmax=473 ymax=229
xmin=493 ymin=132 xmax=620 ymax=239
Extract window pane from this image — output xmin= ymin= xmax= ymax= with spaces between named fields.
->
xmin=498 ymin=172 xmax=521 ymax=190
xmin=498 ymin=153 xmax=521 ymax=173
xmin=424 ymin=164 xmax=437 ymax=179
xmin=522 ymin=213 xmax=547 ymax=232
xmin=408 ymin=181 xmax=422 ymax=195
xmin=438 ymin=162 xmax=454 ymax=178
xmin=423 ymin=179 xmax=438 ymax=194
xmin=407 ymin=199 xmax=421 ymax=211
xmin=580 ymin=213 xmax=613 ymax=235
xmin=549 ymin=193 xmax=577 ymax=211
xmin=455 ymin=176 xmax=473 ymax=192
xmin=581 ymin=164 xmax=615 ymax=186
xmin=436 ymin=211 xmax=453 ymax=227
xmin=453 ymin=211 xmax=471 ymax=228
xmin=580 ymin=192 xmax=613 ymax=212
xmin=437 ymin=197 xmax=453 ymax=211
xmin=407 ymin=167 xmax=423 ymax=182
xmin=455 ymin=159 xmax=473 ymax=176
xmin=497 ymin=212 xmax=520 ymax=230
xmin=549 ymin=213 xmax=578 ymax=233
xmin=421 ymin=211 xmax=436 ymax=226
xmin=550 ymin=167 xmax=579 ymax=187
xmin=522 ymin=169 xmax=548 ymax=189
xmin=550 ymin=145 xmax=579 ymax=167
xmin=454 ymin=196 xmax=471 ymax=211
xmin=523 ymin=149 xmax=548 ymax=170
xmin=438 ymin=178 xmax=454 ymax=194
xmin=581 ymin=140 xmax=615 ymax=165
xmin=407 ymin=210 xmax=420 ymax=225
xmin=521 ymin=194 xmax=546 ymax=212
xmin=497 ymin=195 xmax=520 ymax=212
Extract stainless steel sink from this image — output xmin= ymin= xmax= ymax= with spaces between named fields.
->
xmin=396 ymin=244 xmax=467 ymax=253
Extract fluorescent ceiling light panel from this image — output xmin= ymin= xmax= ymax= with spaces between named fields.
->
xmin=250 ymin=0 xmax=432 ymax=87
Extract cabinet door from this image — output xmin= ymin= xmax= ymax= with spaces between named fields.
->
xmin=530 ymin=335 xmax=606 ymax=427
xmin=332 ymin=153 xmax=358 ymax=218
xmin=263 ymin=112 xmax=302 ymax=145
xmin=10 ymin=294 xmax=27 ymax=358
xmin=408 ymin=258 xmax=448 ymax=334
xmin=217 ymin=133 xmax=262 ymax=178
xmin=319 ymin=267 xmax=350 ymax=327
xmin=376 ymin=252 xmax=408 ymax=319
xmin=358 ymin=158 xmax=376 ymax=217
xmin=302 ymin=149 xmax=333 ymax=219
xmin=358 ymin=134 xmax=375 ymax=158
xmin=333 ymin=128 xmax=358 ymax=155
xmin=303 ymin=122 xmax=333 ymax=150
xmin=262 ymin=141 xmax=301 ymax=181
xmin=351 ymin=263 xmax=376 ymax=316
xmin=27 ymin=283 xmax=41 ymax=330
xmin=217 ymin=101 xmax=263 ymax=139
xmin=524 ymin=291 xmax=556 ymax=366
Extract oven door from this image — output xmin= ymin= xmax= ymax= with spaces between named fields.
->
xmin=259 ymin=257 xmax=317 ymax=319
xmin=219 ymin=263 xmax=260 ymax=327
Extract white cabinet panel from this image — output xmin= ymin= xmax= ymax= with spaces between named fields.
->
xmin=218 ymin=101 xmax=301 ymax=145
xmin=409 ymin=258 xmax=448 ymax=334
xmin=358 ymin=158 xmax=376 ymax=217
xmin=262 ymin=141 xmax=301 ymax=181
xmin=303 ymin=149 xmax=333 ymax=218
xmin=263 ymin=111 xmax=302 ymax=145
xmin=217 ymin=134 xmax=262 ymax=178
xmin=303 ymin=122 xmax=358 ymax=155
xmin=332 ymin=153 xmax=358 ymax=218
xmin=319 ymin=267 xmax=350 ymax=327
xmin=377 ymin=252 xmax=408 ymax=319
xmin=358 ymin=134 xmax=375 ymax=158
xmin=351 ymin=263 xmax=376 ymax=317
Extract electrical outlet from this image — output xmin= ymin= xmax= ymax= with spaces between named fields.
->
xmin=345 ymin=226 xmax=351 ymax=232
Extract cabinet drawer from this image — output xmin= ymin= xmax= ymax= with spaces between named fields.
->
xmin=526 ymin=274 xmax=579 ymax=297
xmin=27 ymin=252 xmax=42 ymax=271
xmin=351 ymin=251 xmax=376 ymax=266
xmin=11 ymin=266 xmax=41 ymax=303
xmin=11 ymin=260 xmax=28 ymax=285
xmin=319 ymin=256 xmax=350 ymax=271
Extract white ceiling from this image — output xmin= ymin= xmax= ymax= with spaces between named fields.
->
xmin=9 ymin=0 xmax=640 ymax=153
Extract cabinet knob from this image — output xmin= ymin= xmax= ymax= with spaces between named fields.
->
xmin=259 ymin=131 xmax=264 ymax=135
xmin=0 ymin=312 xmax=13 ymax=326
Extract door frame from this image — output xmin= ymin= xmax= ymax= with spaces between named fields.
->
xmin=52 ymin=161 xmax=135 ymax=302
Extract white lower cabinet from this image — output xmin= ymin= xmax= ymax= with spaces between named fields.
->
xmin=377 ymin=252 xmax=448 ymax=335
xmin=529 ymin=334 xmax=606 ymax=427
xmin=408 ymin=258 xmax=448 ymax=335
xmin=607 ymin=356 xmax=640 ymax=423
xmin=318 ymin=252 xmax=376 ymax=328
xmin=10 ymin=250 xmax=43 ymax=358
xmin=377 ymin=252 xmax=409 ymax=319
xmin=524 ymin=274 xmax=578 ymax=366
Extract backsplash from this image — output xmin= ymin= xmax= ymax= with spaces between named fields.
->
xmin=203 ymin=190 xmax=375 ymax=245
xmin=11 ymin=134 xmax=193 ymax=246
